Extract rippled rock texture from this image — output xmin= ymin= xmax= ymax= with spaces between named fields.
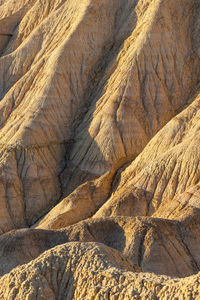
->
xmin=0 ymin=0 xmax=200 ymax=298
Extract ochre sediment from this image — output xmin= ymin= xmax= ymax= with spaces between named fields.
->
xmin=0 ymin=0 xmax=200 ymax=298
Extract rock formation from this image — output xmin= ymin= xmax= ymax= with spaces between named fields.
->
xmin=1 ymin=242 xmax=200 ymax=300
xmin=0 ymin=0 xmax=200 ymax=298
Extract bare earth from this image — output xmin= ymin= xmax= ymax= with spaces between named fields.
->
xmin=0 ymin=0 xmax=200 ymax=298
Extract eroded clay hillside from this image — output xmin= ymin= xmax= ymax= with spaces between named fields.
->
xmin=0 ymin=0 xmax=200 ymax=298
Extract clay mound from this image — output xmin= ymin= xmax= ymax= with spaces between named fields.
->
xmin=1 ymin=216 xmax=200 ymax=278
xmin=0 ymin=241 xmax=200 ymax=300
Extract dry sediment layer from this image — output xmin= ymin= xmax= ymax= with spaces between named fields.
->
xmin=0 ymin=0 xmax=200 ymax=298
xmin=1 ymin=242 xmax=200 ymax=300
xmin=0 ymin=216 xmax=200 ymax=278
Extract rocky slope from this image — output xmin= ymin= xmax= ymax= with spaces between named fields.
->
xmin=1 ymin=242 xmax=200 ymax=300
xmin=0 ymin=0 xmax=200 ymax=298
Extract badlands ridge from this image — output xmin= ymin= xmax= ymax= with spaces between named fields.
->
xmin=0 ymin=0 xmax=200 ymax=298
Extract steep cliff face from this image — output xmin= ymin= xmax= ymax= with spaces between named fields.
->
xmin=0 ymin=0 xmax=199 ymax=233
xmin=0 ymin=0 xmax=200 ymax=298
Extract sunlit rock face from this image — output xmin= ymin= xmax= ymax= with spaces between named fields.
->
xmin=0 ymin=0 xmax=200 ymax=298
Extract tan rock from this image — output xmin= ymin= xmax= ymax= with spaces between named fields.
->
xmin=96 ymin=89 xmax=200 ymax=220
xmin=1 ymin=216 xmax=200 ymax=278
xmin=0 ymin=0 xmax=140 ymax=231
xmin=0 ymin=0 xmax=200 ymax=298
xmin=0 ymin=0 xmax=199 ymax=234
xmin=1 ymin=241 xmax=200 ymax=299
